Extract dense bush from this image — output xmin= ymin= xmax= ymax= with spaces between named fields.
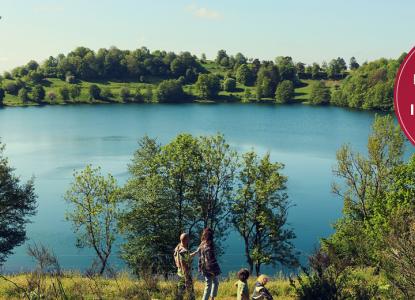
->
xmin=155 ymin=79 xmax=185 ymax=102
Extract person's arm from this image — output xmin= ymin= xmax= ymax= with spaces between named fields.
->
xmin=190 ymin=246 xmax=199 ymax=258
xmin=260 ymin=287 xmax=273 ymax=300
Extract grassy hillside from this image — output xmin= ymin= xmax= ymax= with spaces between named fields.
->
xmin=2 ymin=76 xmax=336 ymax=107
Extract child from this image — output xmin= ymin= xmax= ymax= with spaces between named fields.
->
xmin=235 ymin=268 xmax=250 ymax=300
xmin=251 ymin=274 xmax=273 ymax=300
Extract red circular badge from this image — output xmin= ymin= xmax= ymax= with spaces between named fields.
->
xmin=394 ymin=47 xmax=415 ymax=146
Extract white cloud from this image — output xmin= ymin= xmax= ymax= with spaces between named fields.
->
xmin=186 ymin=4 xmax=223 ymax=20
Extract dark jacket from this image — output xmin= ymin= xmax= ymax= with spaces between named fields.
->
xmin=198 ymin=242 xmax=221 ymax=277
xmin=251 ymin=282 xmax=273 ymax=300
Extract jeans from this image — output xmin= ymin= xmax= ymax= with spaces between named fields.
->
xmin=202 ymin=275 xmax=219 ymax=300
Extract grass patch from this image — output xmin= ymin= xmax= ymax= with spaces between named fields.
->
xmin=0 ymin=273 xmax=296 ymax=300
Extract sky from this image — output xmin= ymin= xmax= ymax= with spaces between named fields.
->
xmin=0 ymin=0 xmax=414 ymax=72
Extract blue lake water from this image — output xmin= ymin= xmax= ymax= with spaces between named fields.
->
xmin=0 ymin=103 xmax=400 ymax=275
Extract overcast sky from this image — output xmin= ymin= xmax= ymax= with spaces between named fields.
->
xmin=0 ymin=0 xmax=414 ymax=72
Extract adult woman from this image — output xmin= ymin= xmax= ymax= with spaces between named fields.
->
xmin=195 ymin=228 xmax=221 ymax=300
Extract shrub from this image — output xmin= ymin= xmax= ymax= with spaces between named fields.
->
xmin=222 ymin=77 xmax=237 ymax=92
xmin=89 ymin=84 xmax=101 ymax=100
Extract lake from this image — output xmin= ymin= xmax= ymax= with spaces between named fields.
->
xmin=0 ymin=103 xmax=394 ymax=275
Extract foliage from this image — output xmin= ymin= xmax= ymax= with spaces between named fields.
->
xmin=0 ymin=88 xmax=4 ymax=104
xmin=309 ymin=81 xmax=330 ymax=105
xmin=155 ymin=79 xmax=185 ymax=102
xmin=231 ymin=151 xmax=297 ymax=275
xmin=331 ymin=57 xmax=400 ymax=110
xmin=291 ymin=249 xmax=387 ymax=300
xmin=195 ymin=73 xmax=221 ymax=99
xmin=326 ymin=115 xmax=404 ymax=267
xmin=31 ymin=85 xmax=45 ymax=103
xmin=120 ymin=87 xmax=131 ymax=101
xmin=381 ymin=209 xmax=415 ymax=299
xmin=69 ymin=85 xmax=81 ymax=100
xmin=64 ymin=165 xmax=121 ymax=275
xmin=18 ymin=87 xmax=30 ymax=102
xmin=222 ymin=77 xmax=237 ymax=92
xmin=256 ymin=64 xmax=280 ymax=98
xmin=275 ymin=80 xmax=294 ymax=104
xmin=0 ymin=142 xmax=37 ymax=265
xmin=59 ymin=85 xmax=70 ymax=101
xmin=89 ymin=84 xmax=101 ymax=100
xmin=236 ymin=64 xmax=254 ymax=86
xmin=275 ymin=56 xmax=297 ymax=83
xmin=119 ymin=134 xmax=238 ymax=276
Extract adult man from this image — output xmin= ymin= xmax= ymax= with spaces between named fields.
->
xmin=174 ymin=233 xmax=195 ymax=300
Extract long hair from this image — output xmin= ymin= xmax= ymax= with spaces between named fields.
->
xmin=201 ymin=227 xmax=214 ymax=247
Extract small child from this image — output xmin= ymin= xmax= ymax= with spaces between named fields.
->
xmin=251 ymin=274 xmax=273 ymax=300
xmin=235 ymin=268 xmax=250 ymax=300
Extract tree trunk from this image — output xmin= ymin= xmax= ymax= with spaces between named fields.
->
xmin=244 ymin=236 xmax=253 ymax=274
xmin=255 ymin=263 xmax=261 ymax=276
xmin=99 ymin=256 xmax=108 ymax=275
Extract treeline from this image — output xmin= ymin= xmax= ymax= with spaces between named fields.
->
xmin=0 ymin=46 xmax=404 ymax=110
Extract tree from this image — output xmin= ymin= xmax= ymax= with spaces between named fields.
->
xmin=195 ymin=74 xmax=221 ymax=99
xmin=4 ymin=81 xmax=19 ymax=95
xmin=64 ymin=165 xmax=121 ymax=275
xmin=275 ymin=80 xmax=294 ymax=103
xmin=309 ymin=81 xmax=331 ymax=105
xmin=69 ymin=85 xmax=81 ymax=100
xmin=256 ymin=64 xmax=280 ymax=98
xmin=119 ymin=133 xmax=237 ymax=276
xmin=119 ymin=135 xmax=198 ymax=276
xmin=216 ymin=50 xmax=229 ymax=67
xmin=222 ymin=77 xmax=237 ymax=92
xmin=0 ymin=142 xmax=37 ymax=265
xmin=242 ymin=88 xmax=252 ymax=103
xmin=18 ymin=87 xmax=29 ymax=103
xmin=349 ymin=57 xmax=360 ymax=70
xmin=0 ymin=88 xmax=5 ymax=105
xmin=59 ymin=86 xmax=70 ymax=101
xmin=311 ymin=63 xmax=321 ymax=79
xmin=144 ymin=87 xmax=153 ymax=103
xmin=232 ymin=151 xmax=297 ymax=275
xmin=325 ymin=115 xmax=405 ymax=266
xmin=197 ymin=134 xmax=237 ymax=250
xmin=155 ymin=79 xmax=185 ymax=103
xmin=120 ymin=87 xmax=131 ymax=102
xmin=236 ymin=64 xmax=254 ymax=86
xmin=89 ymin=84 xmax=101 ymax=100
xmin=32 ymin=85 xmax=45 ymax=103
xmin=275 ymin=56 xmax=297 ymax=82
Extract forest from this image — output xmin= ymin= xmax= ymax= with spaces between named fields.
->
xmin=0 ymin=46 xmax=405 ymax=111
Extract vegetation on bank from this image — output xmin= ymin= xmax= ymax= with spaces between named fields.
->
xmin=0 ymin=46 xmax=405 ymax=110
